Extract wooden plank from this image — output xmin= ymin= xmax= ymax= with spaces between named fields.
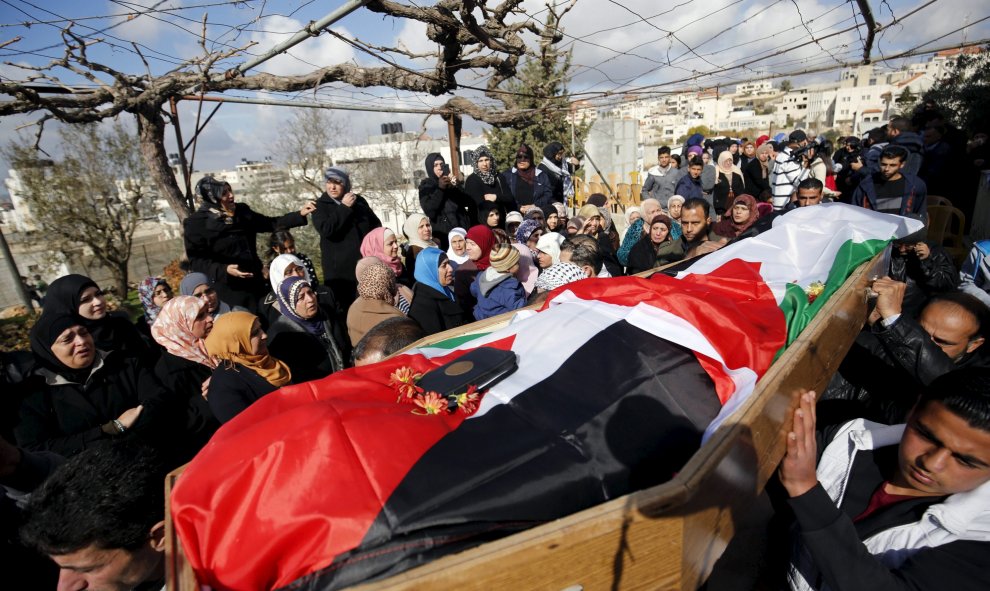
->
xmin=166 ymin=254 xmax=881 ymax=591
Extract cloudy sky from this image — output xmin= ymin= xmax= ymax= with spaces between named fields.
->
xmin=0 ymin=0 xmax=987 ymax=187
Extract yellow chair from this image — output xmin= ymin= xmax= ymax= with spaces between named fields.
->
xmin=588 ymin=181 xmax=605 ymax=197
xmin=591 ymin=174 xmax=602 ymax=184
xmin=615 ymin=183 xmax=632 ymax=213
xmin=926 ymin=205 xmax=967 ymax=264
xmin=607 ymin=172 xmax=621 ymax=193
xmin=631 ymin=184 xmax=642 ymax=204
xmin=928 ymin=195 xmax=952 ymax=207
xmin=629 ymin=171 xmax=641 ymax=185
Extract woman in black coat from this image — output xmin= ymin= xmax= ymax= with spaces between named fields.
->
xmin=408 ymin=248 xmax=469 ymax=336
xmin=204 ymin=311 xmax=293 ymax=424
xmin=183 ymin=176 xmax=315 ymax=311
xmin=626 ymin=215 xmax=685 ymax=275
xmin=267 ymin=277 xmax=348 ymax=384
xmin=16 ymin=311 xmax=183 ymax=463
xmin=43 ymin=274 xmax=150 ymax=362
xmin=150 ymin=295 xmax=222 ymax=458
xmin=418 ymin=153 xmax=476 ymax=251
xmin=463 ymin=145 xmax=516 ymax=223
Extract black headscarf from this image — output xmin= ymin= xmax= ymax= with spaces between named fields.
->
xmin=543 ymin=142 xmax=564 ymax=162
xmin=196 ymin=176 xmax=230 ymax=207
xmin=477 ymin=200 xmax=502 ymax=228
xmin=42 ymin=274 xmax=143 ymax=357
xmin=29 ymin=309 xmax=94 ymax=382
xmin=424 ymin=153 xmax=445 ymax=181
xmin=43 ymin=274 xmax=98 ymax=316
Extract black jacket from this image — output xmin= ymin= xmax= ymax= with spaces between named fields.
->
xmin=743 ymin=157 xmax=771 ymax=199
xmin=771 ymin=425 xmax=990 ymax=591
xmin=267 ymin=314 xmax=348 ymax=384
xmin=206 ymin=363 xmax=278 ymax=424
xmin=184 ymin=202 xmax=307 ymax=306
xmin=888 ymin=244 xmax=959 ymax=318
xmin=419 ymin=155 xmax=476 ymax=249
xmin=311 ymin=191 xmax=381 ymax=283
xmin=15 ymin=352 xmax=183 ymax=460
xmin=537 ymin=160 xmax=574 ymax=204
xmin=408 ymin=283 xmax=470 ymax=337
xmin=625 ymin=238 xmax=685 ymax=275
xmin=712 ymin=170 xmax=747 ymax=216
xmin=154 ymin=352 xmax=220 ymax=460
xmin=463 ymin=173 xmax=516 ymax=223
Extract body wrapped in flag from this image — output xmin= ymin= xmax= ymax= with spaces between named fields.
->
xmin=171 ymin=204 xmax=924 ymax=590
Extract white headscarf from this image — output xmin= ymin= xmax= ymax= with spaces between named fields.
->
xmin=269 ymin=254 xmax=311 ymax=293
xmin=403 ymin=213 xmax=436 ymax=249
xmin=446 ymin=227 xmax=469 ymax=265
xmin=535 ymin=232 xmax=566 ymax=266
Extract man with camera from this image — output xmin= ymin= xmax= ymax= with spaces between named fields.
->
xmin=770 ymin=130 xmax=811 ymax=210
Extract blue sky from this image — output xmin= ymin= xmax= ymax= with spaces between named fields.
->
xmin=0 ymin=0 xmax=987 ymax=183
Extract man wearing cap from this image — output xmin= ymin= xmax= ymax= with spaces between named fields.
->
xmin=770 ymin=130 xmax=811 ymax=210
xmin=312 ymin=167 xmax=382 ymax=311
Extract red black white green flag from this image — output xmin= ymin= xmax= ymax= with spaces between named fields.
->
xmin=170 ymin=204 xmax=921 ymax=590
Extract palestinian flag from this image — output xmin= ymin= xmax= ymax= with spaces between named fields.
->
xmin=170 ymin=204 xmax=921 ymax=590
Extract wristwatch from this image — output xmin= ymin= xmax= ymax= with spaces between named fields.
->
xmin=112 ymin=419 xmax=126 ymax=434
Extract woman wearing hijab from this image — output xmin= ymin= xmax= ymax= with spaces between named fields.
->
xmin=360 ymin=226 xmax=407 ymax=283
xmin=565 ymin=215 xmax=584 ymax=236
xmin=260 ymin=253 xmax=310 ymax=325
xmin=744 ymin=143 xmax=773 ymax=201
xmin=355 ymin=255 xmax=413 ymax=315
xmin=712 ymin=150 xmax=746 ymax=219
xmin=268 ymin=276 xmax=347 ymax=384
xmin=16 ymin=310 xmax=179 ymax=460
xmin=464 ymin=145 xmax=516 ymax=220
xmin=537 ymin=142 xmax=576 ymax=204
xmin=452 ymin=225 xmax=496 ymax=318
xmin=713 ymin=194 xmax=760 ymax=239
xmin=204 ymin=311 xmax=292 ymax=423
xmin=402 ymin=213 xmax=439 ymax=282
xmin=626 ymin=215 xmax=685 ymax=275
xmin=180 ymin=272 xmax=233 ymax=320
xmin=135 ymin=276 xmax=172 ymax=344
xmin=43 ymin=274 xmax=150 ymax=361
xmin=151 ymin=296 xmax=221 ymax=461
xmin=183 ymin=176 xmax=314 ymax=312
xmin=501 ymin=144 xmax=552 ymax=214
xmin=666 ymin=195 xmax=685 ymax=241
xmin=408 ymin=247 xmax=469 ymax=336
xmin=418 ymin=153 xmax=476 ymax=251
xmin=512 ymin=219 xmax=543 ymax=294
xmin=534 ymin=232 xmax=565 ymax=270
xmin=447 ymin=228 xmax=470 ymax=267
xmin=346 ymin=262 xmax=405 ymax=347
xmin=577 ymin=204 xmax=624 ymax=277
xmin=477 ymin=200 xmax=502 ymax=230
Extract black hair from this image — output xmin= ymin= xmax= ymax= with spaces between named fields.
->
xmin=352 ymin=316 xmax=425 ymax=364
xmin=867 ymin=127 xmax=888 ymax=143
xmin=561 ymin=235 xmax=603 ymax=275
xmin=681 ymin=197 xmax=711 ymax=218
xmin=889 ymin=117 xmax=913 ymax=133
xmin=880 ymin=146 xmax=909 ymax=163
xmin=658 ymin=146 xmax=671 ymax=155
xmin=798 ymin=178 xmax=824 ymax=191
xmin=268 ymin=229 xmax=295 ymax=253
xmin=21 ymin=438 xmax=167 ymax=555
xmin=688 ymin=156 xmax=704 ymax=168
xmin=671 ymin=154 xmax=682 ymax=167
xmin=926 ymin=291 xmax=990 ymax=339
xmin=918 ymin=369 xmax=990 ymax=433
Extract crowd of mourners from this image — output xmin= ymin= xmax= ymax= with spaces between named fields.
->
xmin=3 ymin=102 xmax=990 ymax=590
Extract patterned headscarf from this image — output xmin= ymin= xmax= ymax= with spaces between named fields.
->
xmin=276 ymin=276 xmax=325 ymax=336
xmin=471 ymin=145 xmax=497 ymax=185
xmin=360 ymin=227 xmax=404 ymax=276
xmin=151 ymin=296 xmax=217 ymax=369
xmin=357 ymin=262 xmax=398 ymax=303
xmin=515 ymin=219 xmax=542 ymax=245
xmin=534 ymin=262 xmax=587 ymax=292
xmin=204 ymin=311 xmax=291 ymax=388
xmin=138 ymin=276 xmax=169 ymax=326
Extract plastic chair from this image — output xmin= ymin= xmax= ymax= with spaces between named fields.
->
xmin=926 ymin=205 xmax=967 ymax=264
xmin=607 ymin=172 xmax=621 ymax=192
xmin=631 ymin=184 xmax=642 ymax=204
xmin=615 ymin=183 xmax=632 ymax=212
xmin=629 ymin=171 xmax=641 ymax=185
xmin=588 ymin=181 xmax=605 ymax=197
xmin=928 ymin=195 xmax=952 ymax=207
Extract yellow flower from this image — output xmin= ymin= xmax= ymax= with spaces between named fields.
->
xmin=452 ymin=385 xmax=480 ymax=414
xmin=389 ymin=366 xmax=423 ymax=402
xmin=806 ymin=281 xmax=826 ymax=304
xmin=413 ymin=391 xmax=448 ymax=415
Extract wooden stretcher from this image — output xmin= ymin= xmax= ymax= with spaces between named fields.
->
xmin=165 ymin=253 xmax=883 ymax=591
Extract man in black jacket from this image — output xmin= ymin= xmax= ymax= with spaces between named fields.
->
xmin=776 ymin=371 xmax=990 ymax=591
xmin=311 ymin=167 xmax=381 ymax=312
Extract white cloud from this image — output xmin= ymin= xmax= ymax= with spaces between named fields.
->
xmin=247 ymin=16 xmax=357 ymax=76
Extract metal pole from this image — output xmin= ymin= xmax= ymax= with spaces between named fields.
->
xmin=179 ymin=94 xmax=440 ymax=115
xmin=0 ymin=224 xmax=33 ymax=310
xmin=168 ymin=97 xmax=193 ymax=204
xmin=229 ymin=0 xmax=371 ymax=79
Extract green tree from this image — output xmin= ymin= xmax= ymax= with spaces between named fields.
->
xmin=918 ymin=46 xmax=990 ymax=131
xmin=486 ymin=15 xmax=590 ymax=171
xmin=780 ymin=80 xmax=793 ymax=93
xmin=896 ymin=87 xmax=916 ymax=108
xmin=3 ymin=123 xmax=152 ymax=296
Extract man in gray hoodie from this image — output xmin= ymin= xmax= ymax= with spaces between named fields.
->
xmin=641 ymin=146 xmax=684 ymax=203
